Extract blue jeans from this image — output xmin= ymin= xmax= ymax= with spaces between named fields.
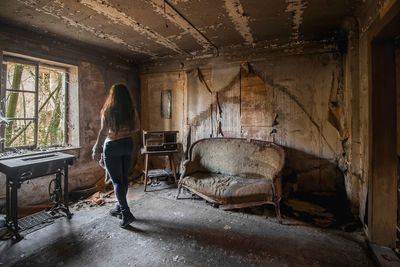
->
xmin=103 ymin=137 xmax=133 ymax=215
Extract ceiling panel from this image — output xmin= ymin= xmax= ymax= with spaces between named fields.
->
xmin=0 ymin=0 xmax=358 ymax=62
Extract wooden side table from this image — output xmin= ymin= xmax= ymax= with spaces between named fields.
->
xmin=141 ymin=149 xmax=178 ymax=192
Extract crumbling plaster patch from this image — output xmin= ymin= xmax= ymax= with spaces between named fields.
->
xmin=223 ymin=0 xmax=254 ymax=45
xmin=79 ymin=0 xmax=185 ymax=54
xmin=141 ymin=52 xmax=347 ymax=195
xmin=285 ymin=0 xmax=307 ymax=41
xmin=18 ymin=0 xmax=156 ymax=57
xmin=144 ymin=0 xmax=216 ymax=51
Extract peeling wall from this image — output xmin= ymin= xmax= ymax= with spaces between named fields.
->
xmin=141 ymin=51 xmax=348 ymax=200
xmin=348 ymin=0 xmax=398 ymax=223
xmin=0 ymin=25 xmax=139 ymax=206
xmin=223 ymin=0 xmax=254 ymax=45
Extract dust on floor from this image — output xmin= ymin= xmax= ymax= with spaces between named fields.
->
xmin=0 ymin=185 xmax=371 ymax=267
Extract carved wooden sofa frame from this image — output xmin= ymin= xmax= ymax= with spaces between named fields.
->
xmin=176 ymin=137 xmax=285 ymax=223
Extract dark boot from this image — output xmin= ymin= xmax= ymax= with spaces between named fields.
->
xmin=109 ymin=205 xmax=121 ymax=218
xmin=119 ymin=211 xmax=136 ymax=228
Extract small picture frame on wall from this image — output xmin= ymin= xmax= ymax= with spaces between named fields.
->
xmin=161 ymin=89 xmax=172 ymax=119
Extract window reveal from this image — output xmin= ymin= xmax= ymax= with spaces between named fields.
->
xmin=1 ymin=57 xmax=67 ymax=151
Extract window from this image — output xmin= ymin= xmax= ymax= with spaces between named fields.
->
xmin=0 ymin=55 xmax=70 ymax=151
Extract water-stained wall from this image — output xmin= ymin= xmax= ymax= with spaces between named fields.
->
xmin=348 ymin=0 xmax=399 ymax=245
xmin=141 ymin=51 xmax=348 ymax=202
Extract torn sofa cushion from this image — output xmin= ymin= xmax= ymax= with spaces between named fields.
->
xmin=180 ymin=172 xmax=274 ymax=205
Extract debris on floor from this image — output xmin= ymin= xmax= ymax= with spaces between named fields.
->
xmin=3 ymin=188 xmax=370 ymax=267
xmin=72 ymin=190 xmax=115 ymax=210
xmin=281 ymin=192 xmax=359 ymax=230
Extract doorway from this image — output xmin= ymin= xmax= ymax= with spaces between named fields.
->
xmin=369 ymin=4 xmax=400 ymax=247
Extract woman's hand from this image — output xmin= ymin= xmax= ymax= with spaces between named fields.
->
xmin=92 ymin=148 xmax=101 ymax=161
xmin=99 ymin=153 xmax=105 ymax=168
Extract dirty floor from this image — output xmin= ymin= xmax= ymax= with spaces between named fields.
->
xmin=0 ymin=185 xmax=372 ymax=267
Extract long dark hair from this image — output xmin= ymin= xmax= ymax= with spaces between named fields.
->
xmin=101 ymin=84 xmax=134 ymax=133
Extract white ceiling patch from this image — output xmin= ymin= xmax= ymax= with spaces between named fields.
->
xmin=223 ymin=0 xmax=254 ymax=45
xmin=18 ymin=0 xmax=155 ymax=56
xmin=145 ymin=0 xmax=216 ymax=51
xmin=285 ymin=0 xmax=307 ymax=41
xmin=79 ymin=0 xmax=185 ymax=54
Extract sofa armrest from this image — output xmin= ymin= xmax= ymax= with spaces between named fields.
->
xmin=179 ymin=160 xmax=201 ymax=180
xmin=179 ymin=160 xmax=196 ymax=181
xmin=180 ymin=160 xmax=190 ymax=178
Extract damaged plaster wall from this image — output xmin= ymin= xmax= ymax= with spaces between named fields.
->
xmin=140 ymin=71 xmax=185 ymax=168
xmin=141 ymin=50 xmax=350 ymax=203
xmin=351 ymin=0 xmax=399 ymax=224
xmin=0 ymin=25 xmax=139 ymax=206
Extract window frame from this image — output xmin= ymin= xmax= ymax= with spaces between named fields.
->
xmin=0 ymin=55 xmax=69 ymax=152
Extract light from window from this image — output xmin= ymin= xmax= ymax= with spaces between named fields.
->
xmin=1 ymin=58 xmax=67 ymax=150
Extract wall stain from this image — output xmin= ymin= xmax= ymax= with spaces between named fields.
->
xmin=243 ymin=62 xmax=338 ymax=159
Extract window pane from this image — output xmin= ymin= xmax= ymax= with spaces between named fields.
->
xmin=5 ymin=119 xmax=35 ymax=148
xmin=5 ymin=91 xmax=35 ymax=118
xmin=38 ymin=67 xmax=66 ymax=146
xmin=6 ymin=62 xmax=36 ymax=92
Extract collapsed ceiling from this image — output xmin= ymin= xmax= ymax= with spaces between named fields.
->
xmin=0 ymin=0 xmax=357 ymax=62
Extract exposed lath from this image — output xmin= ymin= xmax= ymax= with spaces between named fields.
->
xmin=80 ymin=0 xmax=186 ymax=54
xmin=223 ymin=0 xmax=254 ymax=45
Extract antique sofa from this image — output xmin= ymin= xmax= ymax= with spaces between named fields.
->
xmin=176 ymin=138 xmax=285 ymax=222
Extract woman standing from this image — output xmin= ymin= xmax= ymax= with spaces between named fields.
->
xmin=92 ymin=84 xmax=136 ymax=228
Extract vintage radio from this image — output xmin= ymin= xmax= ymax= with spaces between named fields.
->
xmin=143 ymin=131 xmax=178 ymax=152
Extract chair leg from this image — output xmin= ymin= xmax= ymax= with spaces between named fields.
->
xmin=274 ymin=200 xmax=282 ymax=224
xmin=176 ymin=184 xmax=182 ymax=199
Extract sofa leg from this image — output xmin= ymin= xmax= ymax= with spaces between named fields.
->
xmin=176 ymin=184 xmax=182 ymax=199
xmin=274 ymin=200 xmax=282 ymax=224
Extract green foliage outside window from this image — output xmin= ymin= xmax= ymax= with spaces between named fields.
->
xmin=3 ymin=61 xmax=66 ymax=149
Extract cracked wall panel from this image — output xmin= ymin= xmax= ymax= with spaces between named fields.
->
xmin=187 ymin=68 xmax=213 ymax=142
xmin=187 ymin=69 xmax=213 ymax=124
xmin=269 ymin=76 xmax=326 ymax=158
xmin=240 ymin=72 xmax=275 ymax=127
xmin=250 ymin=54 xmax=342 ymax=160
xmin=238 ymin=55 xmax=345 ymax=193
xmin=211 ymin=65 xmax=241 ymax=137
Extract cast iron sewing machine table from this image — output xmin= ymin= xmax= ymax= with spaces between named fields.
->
xmin=0 ymin=152 xmax=75 ymax=240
